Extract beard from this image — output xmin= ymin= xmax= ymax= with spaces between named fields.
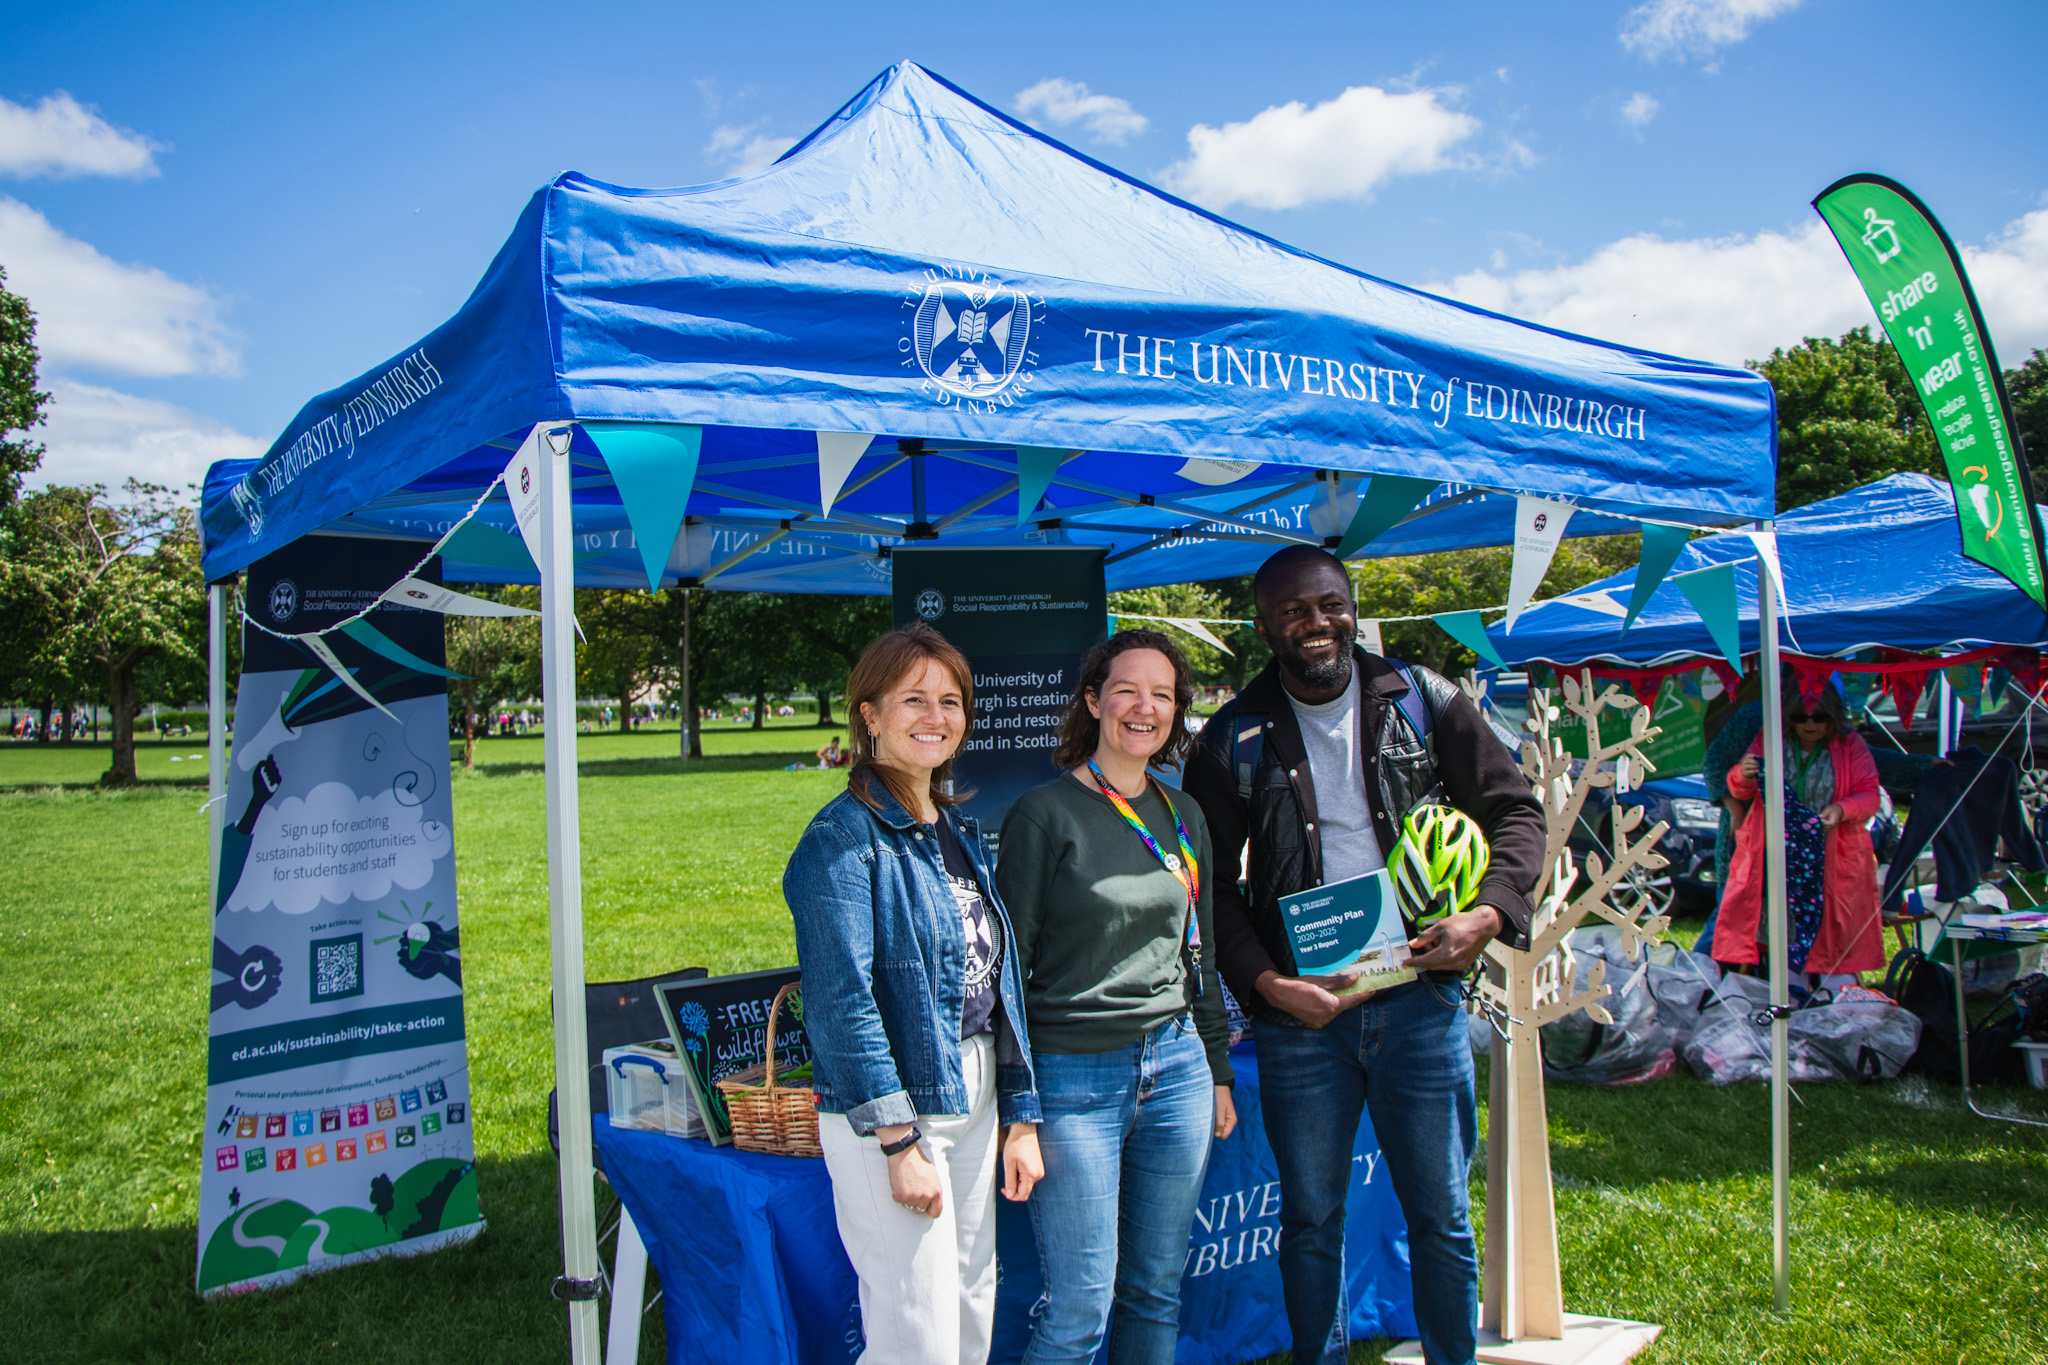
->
xmin=1274 ymin=622 xmax=1356 ymax=691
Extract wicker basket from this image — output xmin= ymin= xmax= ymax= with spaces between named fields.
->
xmin=717 ymin=981 xmax=821 ymax=1158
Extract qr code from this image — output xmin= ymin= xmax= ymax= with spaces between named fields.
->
xmin=310 ymin=934 xmax=364 ymax=1003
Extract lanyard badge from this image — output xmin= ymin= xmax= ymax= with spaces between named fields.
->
xmin=1085 ymin=760 xmax=1204 ymax=996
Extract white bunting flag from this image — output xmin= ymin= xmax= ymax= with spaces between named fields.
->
xmin=1164 ymin=618 xmax=1234 ymax=654
xmin=297 ymin=633 xmax=399 ymax=722
xmin=816 ymin=432 xmax=876 ymax=521
xmin=1174 ymin=457 xmax=1260 ymax=486
xmin=1357 ymin=619 xmax=1385 ymax=656
xmin=1505 ymin=495 xmax=1575 ymax=632
xmin=502 ymin=425 xmax=550 ymax=575
xmin=379 ymin=577 xmax=539 ymax=618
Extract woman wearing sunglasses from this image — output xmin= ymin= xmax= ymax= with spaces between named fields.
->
xmin=1717 ymin=685 xmax=1884 ymax=987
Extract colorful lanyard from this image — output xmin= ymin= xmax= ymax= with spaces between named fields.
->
xmin=1085 ymin=760 xmax=1203 ymax=967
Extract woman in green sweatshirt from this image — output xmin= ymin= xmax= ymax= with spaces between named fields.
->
xmin=996 ymin=629 xmax=1237 ymax=1365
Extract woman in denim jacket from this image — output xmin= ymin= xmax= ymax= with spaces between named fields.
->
xmin=784 ymin=623 xmax=1043 ymax=1365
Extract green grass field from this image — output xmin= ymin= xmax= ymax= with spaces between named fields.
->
xmin=3 ymin=725 xmax=2046 ymax=1364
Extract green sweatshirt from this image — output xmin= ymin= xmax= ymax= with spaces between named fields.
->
xmin=995 ymin=772 xmax=1234 ymax=1085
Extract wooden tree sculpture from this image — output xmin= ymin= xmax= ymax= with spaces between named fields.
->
xmin=1466 ymin=669 xmax=1672 ymax=1355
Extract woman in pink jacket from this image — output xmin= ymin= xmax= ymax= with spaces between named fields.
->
xmin=1715 ymin=687 xmax=1886 ymax=982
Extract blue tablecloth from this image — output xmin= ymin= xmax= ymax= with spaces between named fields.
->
xmin=593 ymin=1043 xmax=1416 ymax=1365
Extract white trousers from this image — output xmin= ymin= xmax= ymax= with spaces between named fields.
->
xmin=820 ymin=1032 xmax=1000 ymax=1365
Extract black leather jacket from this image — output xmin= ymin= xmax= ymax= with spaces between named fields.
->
xmin=1182 ymin=649 xmax=1545 ymax=1021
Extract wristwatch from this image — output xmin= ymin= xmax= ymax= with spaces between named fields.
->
xmin=878 ymin=1126 xmax=923 ymax=1157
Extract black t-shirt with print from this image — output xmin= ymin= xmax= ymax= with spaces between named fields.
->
xmin=933 ymin=817 xmax=1000 ymax=1038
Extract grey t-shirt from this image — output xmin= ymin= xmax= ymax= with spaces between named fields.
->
xmin=1288 ymin=674 xmax=1386 ymax=884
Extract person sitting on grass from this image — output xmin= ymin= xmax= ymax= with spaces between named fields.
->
xmin=817 ymin=735 xmax=850 ymax=769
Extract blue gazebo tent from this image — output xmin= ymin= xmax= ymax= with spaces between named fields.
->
xmin=198 ymin=62 xmax=1773 ymax=593
xmin=195 ymin=62 xmax=1780 ymax=1358
xmin=1488 ymin=474 xmax=2048 ymax=666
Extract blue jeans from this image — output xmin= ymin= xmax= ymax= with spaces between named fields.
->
xmin=1253 ymin=974 xmax=1478 ymax=1365
xmin=1025 ymin=1015 xmax=1214 ymax=1365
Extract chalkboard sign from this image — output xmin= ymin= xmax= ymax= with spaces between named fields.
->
xmin=655 ymin=968 xmax=809 ymax=1144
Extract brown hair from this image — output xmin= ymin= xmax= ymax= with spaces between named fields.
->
xmin=1052 ymin=629 xmax=1197 ymax=771
xmin=845 ymin=622 xmax=975 ymax=814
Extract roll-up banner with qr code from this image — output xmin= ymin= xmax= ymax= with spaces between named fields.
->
xmin=198 ymin=534 xmax=480 ymax=1295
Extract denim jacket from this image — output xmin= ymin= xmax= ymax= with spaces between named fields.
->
xmin=783 ymin=785 xmax=1041 ymax=1135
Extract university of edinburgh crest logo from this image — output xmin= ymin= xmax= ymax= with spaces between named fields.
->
xmin=269 ymin=579 xmax=299 ymax=624
xmin=904 ymin=269 xmax=1042 ymax=411
xmin=915 ymin=589 xmax=946 ymax=621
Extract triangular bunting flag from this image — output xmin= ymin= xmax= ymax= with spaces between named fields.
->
xmin=502 ymin=425 xmax=550 ymax=574
xmin=440 ymin=519 xmax=536 ymax=575
xmin=1623 ymin=522 xmax=1692 ymax=635
xmin=380 ymin=577 xmax=539 ymax=617
xmin=1673 ymin=563 xmax=1744 ymax=673
xmin=1336 ymin=474 xmax=1438 ymax=559
xmin=336 ymin=619 xmax=466 ymax=679
xmin=1744 ymin=528 xmax=1803 ymax=652
xmin=1505 ymin=495 xmax=1574 ymax=632
xmin=1357 ymin=619 xmax=1384 ymax=656
xmin=1015 ymin=447 xmax=1067 ymax=526
xmin=816 ymin=432 xmax=875 ymax=521
xmin=296 ymin=634 xmax=399 ymax=722
xmin=585 ymin=422 xmax=703 ymax=591
xmin=1433 ymin=610 xmax=1506 ymax=669
xmin=1163 ymin=618 xmax=1234 ymax=654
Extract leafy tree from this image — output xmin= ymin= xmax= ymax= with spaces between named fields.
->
xmin=0 ymin=264 xmax=47 ymax=509
xmin=1349 ymin=535 xmax=1642 ymax=677
xmin=575 ymin=589 xmax=657 ymax=729
xmin=444 ymin=586 xmax=539 ymax=768
xmin=3 ymin=482 xmax=204 ymax=782
xmin=775 ymin=593 xmax=891 ymax=727
xmin=369 ymin=1173 xmax=395 ymax=1227
xmin=2006 ymin=347 xmax=2048 ymax=482
xmin=1752 ymin=326 xmax=1940 ymax=508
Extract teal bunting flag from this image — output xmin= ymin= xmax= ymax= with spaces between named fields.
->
xmin=584 ymin=421 xmax=703 ymax=591
xmin=1336 ymin=475 xmax=1439 ymax=559
xmin=1015 ymin=447 xmax=1067 ymax=526
xmin=441 ymin=518 xmax=536 ymax=574
xmin=336 ymin=619 xmax=466 ymax=679
xmin=1433 ymin=610 xmax=1506 ymax=669
xmin=1623 ymin=522 xmax=1692 ymax=635
xmin=1673 ymin=562 xmax=1744 ymax=672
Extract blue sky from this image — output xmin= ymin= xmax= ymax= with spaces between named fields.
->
xmin=3 ymin=0 xmax=2044 ymax=491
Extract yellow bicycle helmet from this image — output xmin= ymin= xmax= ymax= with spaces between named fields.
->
xmin=1390 ymin=804 xmax=1491 ymax=927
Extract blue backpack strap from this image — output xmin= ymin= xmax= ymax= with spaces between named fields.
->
xmin=1232 ymin=712 xmax=1266 ymax=803
xmin=1388 ymin=660 xmax=1434 ymax=743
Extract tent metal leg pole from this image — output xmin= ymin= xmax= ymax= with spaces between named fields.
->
xmin=540 ymin=425 xmax=603 ymax=1362
xmin=208 ymin=583 xmax=227 ymax=896
xmin=1758 ymin=531 xmax=1792 ymax=1315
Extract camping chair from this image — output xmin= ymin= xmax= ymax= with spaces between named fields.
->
xmin=547 ymin=965 xmax=709 ymax=1335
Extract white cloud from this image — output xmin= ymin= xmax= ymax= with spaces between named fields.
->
xmin=1620 ymin=92 xmax=1661 ymax=133
xmin=1165 ymin=84 xmax=1481 ymax=212
xmin=0 ymin=92 xmax=159 ymax=180
xmin=31 ymin=379 xmax=262 ymax=492
xmin=705 ymin=122 xmax=796 ymax=177
xmin=0 ymin=197 xmax=237 ymax=377
xmin=1620 ymin=0 xmax=1803 ymax=62
xmin=1013 ymin=78 xmax=1148 ymax=145
xmin=1430 ymin=205 xmax=2048 ymax=367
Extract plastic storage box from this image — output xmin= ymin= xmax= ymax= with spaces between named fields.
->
xmin=604 ymin=1042 xmax=705 ymax=1137
xmin=2016 ymin=1040 xmax=2048 ymax=1091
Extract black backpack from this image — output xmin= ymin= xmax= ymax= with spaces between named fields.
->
xmin=1882 ymin=948 xmax=2027 ymax=1084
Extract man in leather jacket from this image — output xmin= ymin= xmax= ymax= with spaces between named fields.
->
xmin=1183 ymin=546 xmax=1544 ymax=1365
